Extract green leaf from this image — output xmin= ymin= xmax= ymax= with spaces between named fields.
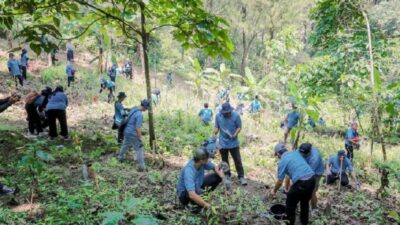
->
xmin=101 ymin=27 xmax=111 ymax=49
xmin=373 ymin=68 xmax=382 ymax=92
xmin=30 ymin=43 xmax=42 ymax=55
xmin=133 ymin=216 xmax=158 ymax=225
xmin=111 ymin=56 xmax=117 ymax=64
xmin=101 ymin=212 xmax=124 ymax=225
xmin=36 ymin=150 xmax=54 ymax=162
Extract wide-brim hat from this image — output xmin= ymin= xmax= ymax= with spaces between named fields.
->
xmin=117 ymin=92 xmax=127 ymax=99
xmin=220 ymin=102 xmax=234 ymax=114
xmin=337 ymin=150 xmax=346 ymax=157
xmin=141 ymin=99 xmax=151 ymax=110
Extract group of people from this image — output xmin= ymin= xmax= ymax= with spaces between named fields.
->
xmin=7 ymin=49 xmax=29 ymax=87
xmin=24 ymin=86 xmax=69 ymax=140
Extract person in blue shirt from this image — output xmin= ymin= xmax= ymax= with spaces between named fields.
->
xmin=326 ymin=150 xmax=357 ymax=187
xmin=108 ymin=63 xmax=117 ymax=82
xmin=20 ymin=48 xmax=29 ymax=80
xmin=214 ymin=102 xmax=247 ymax=186
xmin=344 ymin=122 xmax=360 ymax=161
xmin=271 ymin=143 xmax=316 ymax=225
xmin=7 ymin=53 xmax=23 ymax=87
xmin=123 ymin=61 xmax=133 ymax=79
xmin=250 ymin=95 xmax=262 ymax=113
xmin=66 ymin=61 xmax=75 ymax=87
xmin=198 ymin=103 xmax=213 ymax=125
xmin=298 ymin=143 xmax=325 ymax=211
xmin=113 ymin=92 xmax=128 ymax=143
xmin=100 ymin=79 xmax=116 ymax=103
xmin=319 ymin=117 xmax=326 ymax=126
xmin=46 ymin=86 xmax=69 ymax=140
xmin=117 ymin=99 xmax=150 ymax=171
xmin=283 ymin=103 xmax=300 ymax=143
xmin=151 ymin=89 xmax=161 ymax=106
xmin=176 ymin=148 xmax=224 ymax=209
xmin=167 ymin=72 xmax=173 ymax=86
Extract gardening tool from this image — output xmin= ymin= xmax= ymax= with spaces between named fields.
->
xmin=338 ymin=159 xmax=343 ymax=191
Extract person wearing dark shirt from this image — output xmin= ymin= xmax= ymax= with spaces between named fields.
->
xmin=114 ymin=92 xmax=128 ymax=143
xmin=46 ymin=86 xmax=69 ymax=140
xmin=25 ymin=91 xmax=44 ymax=136
xmin=271 ymin=143 xmax=316 ymax=225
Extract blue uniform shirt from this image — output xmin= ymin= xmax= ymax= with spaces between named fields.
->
xmin=7 ymin=59 xmax=21 ymax=76
xmin=287 ymin=111 xmax=300 ymax=128
xmin=251 ymin=100 xmax=261 ymax=113
xmin=299 ymin=147 xmax=325 ymax=176
xmin=215 ymin=111 xmax=242 ymax=149
xmin=109 ymin=64 xmax=117 ymax=77
xmin=124 ymin=107 xmax=143 ymax=136
xmin=176 ymin=160 xmax=215 ymax=196
xmin=20 ymin=53 xmax=29 ymax=67
xmin=328 ymin=155 xmax=353 ymax=174
xmin=66 ymin=64 xmax=74 ymax=77
xmin=46 ymin=92 xmax=68 ymax=111
xmin=106 ymin=80 xmax=115 ymax=89
xmin=114 ymin=101 xmax=126 ymax=126
xmin=277 ymin=151 xmax=315 ymax=183
xmin=345 ymin=128 xmax=359 ymax=146
xmin=199 ymin=108 xmax=213 ymax=123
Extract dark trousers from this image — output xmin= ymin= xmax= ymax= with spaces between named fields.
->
xmin=47 ymin=109 xmax=68 ymax=138
xmin=14 ymin=75 xmax=23 ymax=87
xmin=220 ymin=147 xmax=244 ymax=178
xmin=345 ymin=144 xmax=354 ymax=161
xmin=327 ymin=172 xmax=349 ymax=186
xmin=68 ymin=76 xmax=74 ymax=87
xmin=178 ymin=173 xmax=222 ymax=206
xmin=21 ymin=66 xmax=27 ymax=80
xmin=110 ymin=76 xmax=116 ymax=82
xmin=26 ymin=104 xmax=43 ymax=134
xmin=286 ymin=177 xmax=316 ymax=225
xmin=67 ymin=50 xmax=74 ymax=61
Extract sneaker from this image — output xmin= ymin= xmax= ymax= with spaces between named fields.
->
xmin=0 ymin=186 xmax=15 ymax=195
xmin=239 ymin=177 xmax=248 ymax=186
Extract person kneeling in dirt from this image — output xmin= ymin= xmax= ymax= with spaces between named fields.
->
xmin=198 ymin=103 xmax=213 ymax=125
xmin=176 ymin=148 xmax=224 ymax=210
xmin=113 ymin=92 xmax=128 ymax=143
xmin=117 ymin=99 xmax=150 ymax=171
xmin=100 ymin=79 xmax=115 ymax=103
xmin=0 ymin=93 xmax=21 ymax=113
xmin=298 ymin=143 xmax=325 ymax=214
xmin=271 ymin=143 xmax=316 ymax=225
xmin=326 ymin=150 xmax=357 ymax=187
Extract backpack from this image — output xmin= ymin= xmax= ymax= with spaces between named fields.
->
xmin=118 ymin=108 xmax=139 ymax=134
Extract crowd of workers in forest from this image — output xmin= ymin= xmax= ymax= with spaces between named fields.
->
xmin=1 ymin=43 xmax=363 ymax=225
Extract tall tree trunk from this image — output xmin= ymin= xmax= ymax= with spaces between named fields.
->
xmin=140 ymin=2 xmax=156 ymax=151
xmin=6 ymin=30 xmax=12 ymax=49
xmin=240 ymin=31 xmax=248 ymax=76
xmin=98 ymin=47 xmax=103 ymax=75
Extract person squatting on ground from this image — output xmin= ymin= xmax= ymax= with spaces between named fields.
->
xmin=198 ymin=103 xmax=213 ymax=125
xmin=25 ymin=91 xmax=44 ymax=136
xmin=283 ymin=102 xmax=300 ymax=143
xmin=108 ymin=63 xmax=117 ymax=82
xmin=66 ymin=41 xmax=74 ymax=62
xmin=0 ymin=93 xmax=20 ymax=113
xmin=272 ymin=143 xmax=316 ymax=225
xmin=344 ymin=122 xmax=360 ymax=161
xmin=100 ymin=79 xmax=115 ymax=103
xmin=176 ymin=148 xmax=224 ymax=209
xmin=298 ymin=143 xmax=325 ymax=212
xmin=46 ymin=86 xmax=69 ymax=140
xmin=113 ymin=92 xmax=128 ymax=143
xmin=326 ymin=150 xmax=358 ymax=187
xmin=7 ymin=53 xmax=23 ymax=87
xmin=117 ymin=99 xmax=150 ymax=171
xmin=20 ymin=48 xmax=29 ymax=80
xmin=66 ymin=61 xmax=76 ymax=88
xmin=213 ymin=102 xmax=247 ymax=186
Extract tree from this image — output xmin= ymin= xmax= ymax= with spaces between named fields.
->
xmin=0 ymin=0 xmax=234 ymax=149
